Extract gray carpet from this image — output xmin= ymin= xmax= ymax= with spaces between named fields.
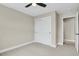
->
xmin=0 ymin=42 xmax=79 ymax=56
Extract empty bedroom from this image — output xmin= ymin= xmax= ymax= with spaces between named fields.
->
xmin=0 ymin=3 xmax=79 ymax=56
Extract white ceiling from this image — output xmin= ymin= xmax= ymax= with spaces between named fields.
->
xmin=1 ymin=3 xmax=79 ymax=17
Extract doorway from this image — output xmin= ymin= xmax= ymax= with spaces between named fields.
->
xmin=63 ymin=17 xmax=75 ymax=45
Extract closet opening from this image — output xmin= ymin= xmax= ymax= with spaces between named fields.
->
xmin=63 ymin=17 xmax=75 ymax=46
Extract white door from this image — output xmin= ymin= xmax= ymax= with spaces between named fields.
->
xmin=34 ymin=16 xmax=52 ymax=46
xmin=75 ymin=12 xmax=79 ymax=52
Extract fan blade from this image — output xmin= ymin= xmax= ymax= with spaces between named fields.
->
xmin=25 ymin=3 xmax=32 ymax=7
xmin=36 ymin=3 xmax=47 ymax=7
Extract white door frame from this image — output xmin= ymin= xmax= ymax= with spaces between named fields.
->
xmin=61 ymin=13 xmax=78 ymax=52
xmin=62 ymin=16 xmax=75 ymax=45
xmin=63 ymin=17 xmax=75 ymax=43
xmin=75 ymin=12 xmax=78 ymax=52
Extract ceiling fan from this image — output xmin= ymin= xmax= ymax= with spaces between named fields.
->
xmin=25 ymin=3 xmax=47 ymax=8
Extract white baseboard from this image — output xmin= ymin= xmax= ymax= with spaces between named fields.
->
xmin=51 ymin=44 xmax=56 ymax=48
xmin=57 ymin=40 xmax=75 ymax=46
xmin=0 ymin=40 xmax=57 ymax=54
xmin=0 ymin=41 xmax=34 ymax=54
xmin=58 ymin=42 xmax=63 ymax=46
xmin=64 ymin=39 xmax=75 ymax=43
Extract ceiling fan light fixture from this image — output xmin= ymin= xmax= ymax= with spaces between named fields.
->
xmin=32 ymin=3 xmax=36 ymax=6
xmin=25 ymin=3 xmax=46 ymax=8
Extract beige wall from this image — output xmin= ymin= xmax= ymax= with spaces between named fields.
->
xmin=0 ymin=5 xmax=34 ymax=50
